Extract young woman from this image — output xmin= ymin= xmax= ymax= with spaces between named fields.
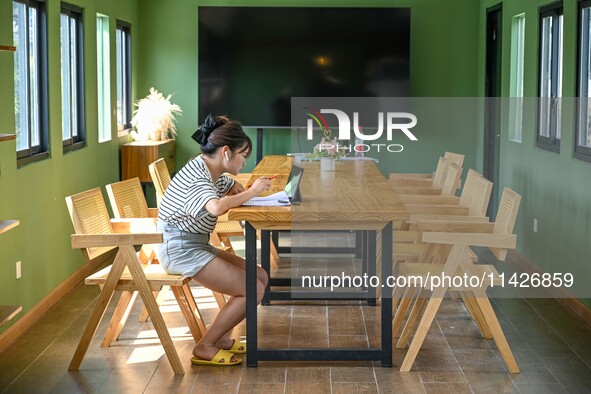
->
xmin=156 ymin=114 xmax=270 ymax=366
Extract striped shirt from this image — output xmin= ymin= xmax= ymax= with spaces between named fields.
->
xmin=158 ymin=155 xmax=235 ymax=234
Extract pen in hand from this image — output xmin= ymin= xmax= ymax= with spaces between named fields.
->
xmin=247 ymin=175 xmax=278 ymax=189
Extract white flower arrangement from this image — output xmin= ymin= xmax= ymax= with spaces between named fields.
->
xmin=130 ymin=87 xmax=182 ymax=141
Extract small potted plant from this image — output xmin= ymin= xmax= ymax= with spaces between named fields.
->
xmin=309 ymin=132 xmax=347 ymax=171
xmin=130 ymin=87 xmax=182 ymax=141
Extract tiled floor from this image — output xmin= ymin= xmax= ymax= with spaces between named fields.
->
xmin=1 ymin=233 xmax=590 ymax=393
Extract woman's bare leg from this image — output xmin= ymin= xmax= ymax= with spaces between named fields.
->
xmin=191 ymin=256 xmax=266 ymax=361
xmin=211 ymin=249 xmax=269 ymax=350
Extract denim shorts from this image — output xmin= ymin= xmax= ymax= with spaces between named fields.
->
xmin=155 ymin=220 xmax=221 ymax=278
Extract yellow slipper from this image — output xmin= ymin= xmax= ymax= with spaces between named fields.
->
xmin=226 ymin=339 xmax=247 ymax=354
xmin=191 ymin=349 xmax=242 ymax=366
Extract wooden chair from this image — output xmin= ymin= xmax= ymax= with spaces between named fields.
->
xmin=389 ymin=157 xmax=450 ymax=187
xmin=389 ymin=152 xmax=464 ymax=187
xmin=66 ymin=187 xmax=207 ymax=375
xmin=393 ymin=172 xmax=493 ymax=263
xmin=392 ymin=188 xmax=522 ymax=373
xmin=106 ymin=177 xmax=227 ymax=320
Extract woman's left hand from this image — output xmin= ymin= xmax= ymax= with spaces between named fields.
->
xmin=227 ymin=182 xmax=245 ymax=196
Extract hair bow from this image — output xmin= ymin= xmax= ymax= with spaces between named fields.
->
xmin=192 ymin=114 xmax=223 ymax=145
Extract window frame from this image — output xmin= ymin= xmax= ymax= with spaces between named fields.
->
xmin=575 ymin=0 xmax=591 ymax=162
xmin=60 ymin=2 xmax=85 ymax=153
xmin=536 ymin=2 xmax=563 ymax=153
xmin=13 ymin=0 xmax=49 ymax=166
xmin=116 ymin=19 xmax=132 ymax=132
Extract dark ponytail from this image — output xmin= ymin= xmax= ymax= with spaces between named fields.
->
xmin=192 ymin=114 xmax=252 ymax=158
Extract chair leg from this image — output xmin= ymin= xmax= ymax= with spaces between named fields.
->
xmin=69 ymin=251 xmax=127 ymax=371
xmin=171 ymin=285 xmax=204 ymax=342
xmin=101 ymin=290 xmax=137 ymax=347
xmin=138 ymin=288 xmax=169 ymax=322
xmin=397 ymin=290 xmax=428 ymax=348
xmin=400 ymin=291 xmax=445 ymax=372
xmin=270 ymin=239 xmax=280 ymax=271
xmin=473 ymin=294 xmax=519 ymax=373
xmin=212 ymin=291 xmax=227 ymax=309
xmin=460 ymin=291 xmax=493 ymax=339
xmin=121 ymin=245 xmax=184 ymax=375
xmin=181 ymin=284 xmax=207 ymax=336
xmin=392 ymin=286 xmax=415 ymax=338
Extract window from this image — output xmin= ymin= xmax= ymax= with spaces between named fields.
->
xmin=537 ymin=3 xmax=563 ymax=152
xmin=509 ymin=14 xmax=525 ymax=143
xmin=576 ymin=0 xmax=591 ymax=162
xmin=60 ymin=3 xmax=85 ymax=151
xmin=97 ymin=14 xmax=111 ymax=142
xmin=13 ymin=0 xmax=49 ymax=164
xmin=116 ymin=20 xmax=131 ymax=131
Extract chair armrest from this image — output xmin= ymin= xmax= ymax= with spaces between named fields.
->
xmin=148 ymin=208 xmax=159 ymax=218
xmin=421 ymin=232 xmax=516 ymax=249
xmin=71 ymin=233 xmax=163 ymax=249
xmin=111 ymin=218 xmax=157 ymax=233
xmin=389 ymin=173 xmax=432 ymax=180
xmin=416 ymin=220 xmax=494 ymax=233
xmin=405 ymin=205 xmax=468 ymax=216
xmin=392 ymin=186 xmax=442 ymax=195
xmin=399 ymin=195 xmax=460 ymax=205
xmin=407 ymin=214 xmax=489 ymax=225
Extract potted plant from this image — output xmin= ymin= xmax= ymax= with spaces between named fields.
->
xmin=309 ymin=133 xmax=347 ymax=171
xmin=130 ymin=87 xmax=182 ymax=141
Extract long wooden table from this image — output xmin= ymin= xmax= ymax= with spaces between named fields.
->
xmin=228 ymin=155 xmax=408 ymax=367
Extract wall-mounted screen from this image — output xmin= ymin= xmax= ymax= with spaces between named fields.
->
xmin=198 ymin=7 xmax=411 ymax=127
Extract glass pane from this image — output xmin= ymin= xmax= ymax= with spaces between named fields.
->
xmin=539 ymin=16 xmax=552 ymax=138
xmin=509 ymin=14 xmax=525 ymax=143
xmin=13 ymin=1 xmax=29 ymax=151
xmin=97 ymin=15 xmax=111 ymax=142
xmin=29 ymin=6 xmax=39 ymax=148
xmin=116 ymin=29 xmax=123 ymax=129
xmin=61 ymin=13 xmax=71 ymax=141
xmin=71 ymin=17 xmax=78 ymax=138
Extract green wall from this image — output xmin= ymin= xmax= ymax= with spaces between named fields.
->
xmin=0 ymin=0 xmax=139 ymax=333
xmin=479 ymin=0 xmax=590 ymax=306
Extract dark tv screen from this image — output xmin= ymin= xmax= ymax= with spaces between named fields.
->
xmin=198 ymin=7 xmax=411 ymax=127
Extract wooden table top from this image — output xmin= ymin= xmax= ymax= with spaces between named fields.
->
xmin=228 ymin=156 xmax=408 ymax=228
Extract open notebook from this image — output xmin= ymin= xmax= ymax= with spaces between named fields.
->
xmin=242 ymin=165 xmax=304 ymax=206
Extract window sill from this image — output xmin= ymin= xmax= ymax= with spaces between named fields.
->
xmin=63 ymin=140 xmax=86 ymax=154
xmin=17 ymin=151 xmax=50 ymax=168
xmin=118 ymin=128 xmax=131 ymax=138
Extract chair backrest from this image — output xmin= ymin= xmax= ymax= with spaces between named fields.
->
xmin=468 ymin=175 xmax=493 ymax=217
xmin=491 ymin=188 xmax=522 ymax=261
xmin=106 ymin=178 xmax=149 ymax=219
xmin=444 ymin=152 xmax=465 ymax=168
xmin=149 ymin=158 xmax=172 ymax=207
xmin=65 ymin=188 xmax=114 ymax=261
xmin=458 ymin=169 xmax=479 ymax=207
xmin=458 ymin=169 xmax=493 ymax=217
xmin=440 ymin=162 xmax=462 ymax=196
xmin=432 ymin=157 xmax=449 ymax=187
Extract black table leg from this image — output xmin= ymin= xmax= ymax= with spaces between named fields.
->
xmin=245 ymin=222 xmax=259 ymax=367
xmin=381 ymin=222 xmax=393 ymax=367
xmin=261 ymin=230 xmax=271 ymax=305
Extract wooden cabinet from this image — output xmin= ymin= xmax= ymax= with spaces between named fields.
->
xmin=121 ymin=140 xmax=176 ymax=182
